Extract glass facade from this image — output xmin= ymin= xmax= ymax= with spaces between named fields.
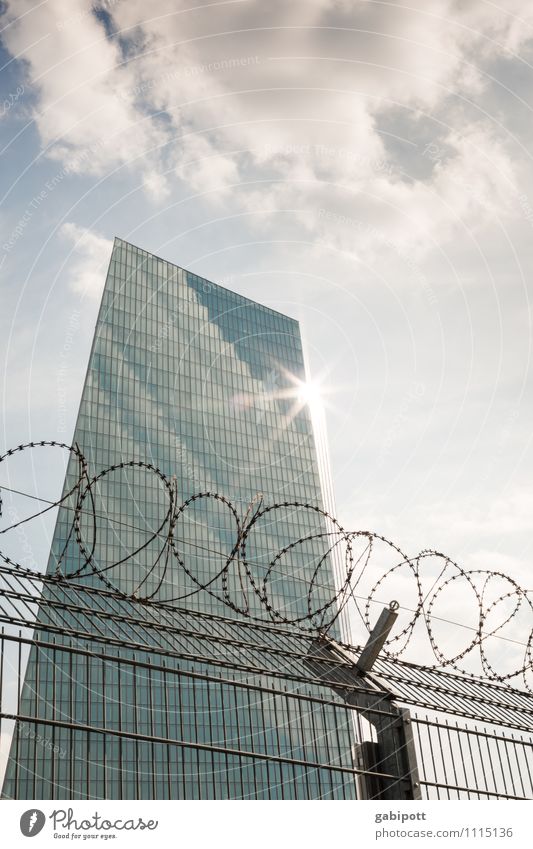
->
xmin=2 ymin=238 xmax=357 ymax=799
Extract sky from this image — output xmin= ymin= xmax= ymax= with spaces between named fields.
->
xmin=1 ymin=0 xmax=533 ymax=685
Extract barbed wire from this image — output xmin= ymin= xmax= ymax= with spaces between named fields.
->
xmin=1 ymin=440 xmax=532 ymax=691
xmin=1 ymin=479 xmax=530 ymax=651
xmin=2 ymin=479 xmax=530 ymax=653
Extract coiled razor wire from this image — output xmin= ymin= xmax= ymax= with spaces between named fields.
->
xmin=1 ymin=441 xmax=532 ymax=691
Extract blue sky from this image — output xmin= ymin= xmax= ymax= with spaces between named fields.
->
xmin=1 ymin=0 xmax=533 ymax=684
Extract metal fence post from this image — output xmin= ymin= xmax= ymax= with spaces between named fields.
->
xmin=306 ymin=606 xmax=422 ymax=800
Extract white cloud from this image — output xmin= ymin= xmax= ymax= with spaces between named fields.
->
xmin=1 ymin=0 xmax=532 ymax=688
xmin=1 ymin=0 xmax=170 ymax=189
xmin=311 ymin=121 xmax=518 ymax=260
xmin=59 ymin=223 xmax=112 ymax=298
xmin=109 ymin=0 xmax=529 ymax=253
xmin=3 ymin=0 xmax=530 ymax=242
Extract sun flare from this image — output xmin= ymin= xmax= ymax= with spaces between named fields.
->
xmin=296 ymin=380 xmax=323 ymax=410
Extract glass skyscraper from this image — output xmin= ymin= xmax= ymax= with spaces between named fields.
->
xmin=2 ymin=238 xmax=357 ymax=799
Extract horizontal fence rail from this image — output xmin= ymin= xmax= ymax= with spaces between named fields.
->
xmin=413 ymin=715 xmax=533 ymax=800
xmin=0 ymin=629 xmax=393 ymax=800
xmin=0 ymin=564 xmax=532 ymax=800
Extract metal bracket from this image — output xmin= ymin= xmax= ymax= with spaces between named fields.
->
xmin=356 ymin=600 xmax=399 ymax=674
xmin=305 ymin=604 xmax=421 ymax=800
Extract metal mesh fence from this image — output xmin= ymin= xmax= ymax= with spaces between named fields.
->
xmin=0 ymin=564 xmax=532 ymax=800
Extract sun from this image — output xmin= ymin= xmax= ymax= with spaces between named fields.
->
xmin=296 ymin=380 xmax=323 ymax=408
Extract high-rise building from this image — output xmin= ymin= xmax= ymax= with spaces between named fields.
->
xmin=2 ymin=238 xmax=356 ymax=799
